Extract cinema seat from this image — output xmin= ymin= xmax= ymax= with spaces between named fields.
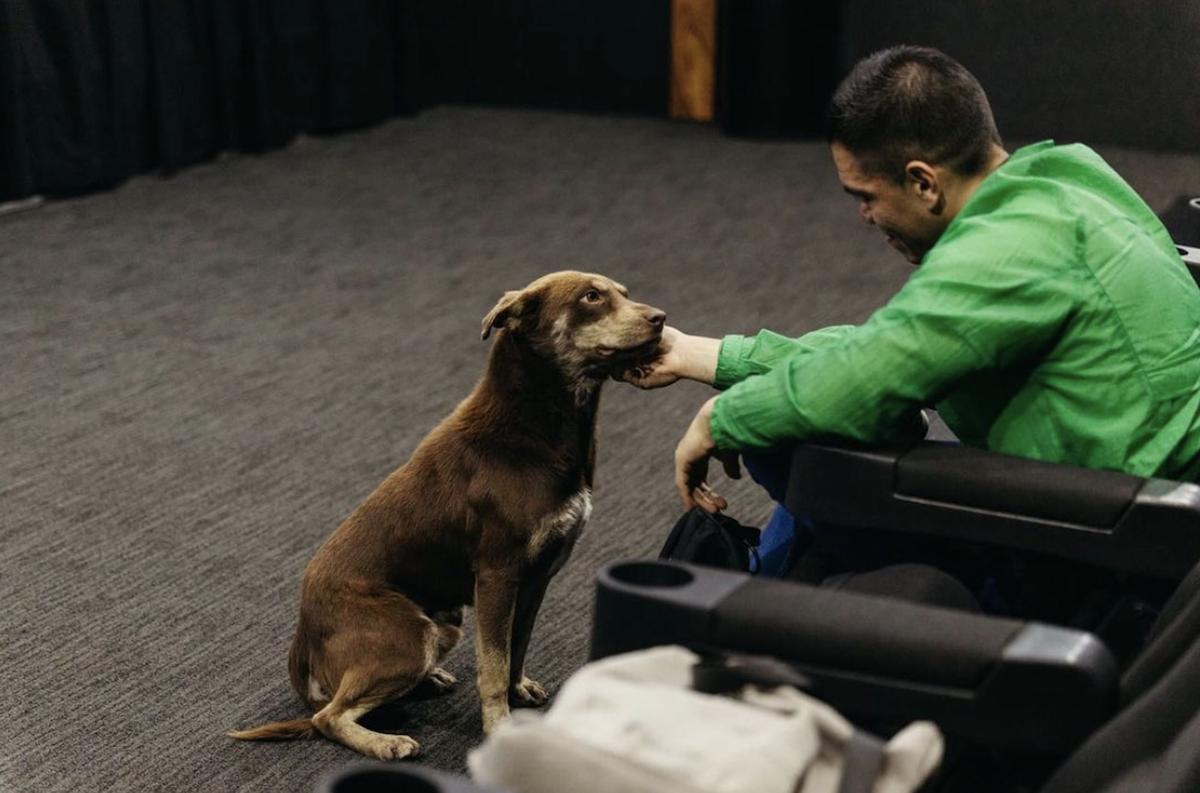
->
xmin=773 ymin=250 xmax=1200 ymax=651
xmin=590 ymin=555 xmax=1200 ymax=792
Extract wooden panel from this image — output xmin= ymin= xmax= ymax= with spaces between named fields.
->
xmin=669 ymin=0 xmax=716 ymax=121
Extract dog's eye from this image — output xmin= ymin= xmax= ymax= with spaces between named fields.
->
xmin=581 ymin=290 xmax=603 ymax=304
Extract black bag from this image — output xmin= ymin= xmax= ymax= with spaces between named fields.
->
xmin=659 ymin=508 xmax=762 ymax=572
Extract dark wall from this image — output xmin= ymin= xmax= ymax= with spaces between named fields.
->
xmin=839 ymin=0 xmax=1200 ymax=152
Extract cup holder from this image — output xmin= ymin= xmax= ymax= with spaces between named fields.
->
xmin=608 ymin=561 xmax=694 ymax=588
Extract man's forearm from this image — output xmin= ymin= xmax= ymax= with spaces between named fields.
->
xmin=674 ymin=333 xmax=722 ymax=385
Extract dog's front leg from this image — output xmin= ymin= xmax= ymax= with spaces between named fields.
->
xmin=474 ymin=567 xmax=518 ymax=734
xmin=509 ymin=576 xmax=551 ymax=707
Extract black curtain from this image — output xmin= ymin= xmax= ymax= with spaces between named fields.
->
xmin=0 ymin=0 xmax=670 ymax=203
xmin=421 ymin=0 xmax=668 ymax=116
xmin=716 ymin=0 xmax=842 ymax=138
xmin=0 ymin=0 xmax=423 ymax=202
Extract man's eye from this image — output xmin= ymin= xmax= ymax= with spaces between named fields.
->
xmin=582 ymin=290 xmax=602 ymax=303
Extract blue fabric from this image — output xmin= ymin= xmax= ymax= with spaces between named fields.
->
xmin=742 ymin=449 xmax=889 ymax=578
xmin=743 ymin=451 xmax=802 ymax=577
xmin=757 ymin=504 xmax=797 ymax=576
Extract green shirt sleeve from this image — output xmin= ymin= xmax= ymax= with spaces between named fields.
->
xmin=710 ymin=217 xmax=1080 ymax=450
xmin=714 ymin=326 xmax=857 ymax=389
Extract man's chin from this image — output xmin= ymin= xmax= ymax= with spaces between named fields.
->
xmin=886 ymin=235 xmax=925 ymax=265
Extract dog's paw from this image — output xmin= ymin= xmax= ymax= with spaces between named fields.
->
xmin=426 ymin=666 xmax=457 ymax=692
xmin=365 ymin=734 xmax=420 ymax=761
xmin=509 ymin=676 xmax=549 ymax=707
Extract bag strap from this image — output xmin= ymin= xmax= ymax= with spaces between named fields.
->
xmin=691 ymin=651 xmax=888 ymax=792
xmin=837 ymin=731 xmax=887 ymax=793
xmin=690 ymin=651 xmax=811 ymax=694
xmin=714 ymin=512 xmax=762 ymax=547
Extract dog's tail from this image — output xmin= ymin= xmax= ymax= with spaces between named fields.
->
xmin=228 ymin=718 xmax=316 ymax=742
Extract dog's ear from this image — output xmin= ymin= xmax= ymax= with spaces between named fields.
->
xmin=481 ymin=290 xmax=524 ymax=340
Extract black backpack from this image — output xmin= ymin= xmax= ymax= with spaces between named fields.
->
xmin=659 ymin=507 xmax=762 ymax=572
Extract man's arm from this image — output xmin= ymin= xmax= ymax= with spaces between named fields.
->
xmin=624 ymin=325 xmax=858 ymax=389
xmin=710 ymin=255 xmax=1078 ymax=451
xmin=676 ymin=235 xmax=1081 ymax=510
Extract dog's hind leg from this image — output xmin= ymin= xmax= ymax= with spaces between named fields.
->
xmin=311 ymin=682 xmax=419 ymax=760
xmin=308 ymin=593 xmax=442 ymax=759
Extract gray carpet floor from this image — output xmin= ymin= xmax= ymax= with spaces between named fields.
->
xmin=2 ymin=106 xmax=1197 ymax=792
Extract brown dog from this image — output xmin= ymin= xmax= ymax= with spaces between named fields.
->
xmin=230 ymin=271 xmax=665 ymax=759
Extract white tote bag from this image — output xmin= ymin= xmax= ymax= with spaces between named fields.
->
xmin=469 ymin=646 xmax=942 ymax=793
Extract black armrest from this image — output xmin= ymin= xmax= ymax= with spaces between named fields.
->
xmin=591 ymin=560 xmax=1118 ymax=756
xmin=317 ymin=763 xmax=501 ymax=792
xmin=785 ymin=441 xmax=1200 ymax=579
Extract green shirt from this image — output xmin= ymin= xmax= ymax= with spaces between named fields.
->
xmin=710 ymin=141 xmax=1200 ymax=481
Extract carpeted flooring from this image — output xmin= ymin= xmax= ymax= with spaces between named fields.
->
xmin=2 ymin=106 xmax=1197 ymax=792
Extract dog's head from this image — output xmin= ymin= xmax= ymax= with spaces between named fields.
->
xmin=481 ymin=271 xmax=665 ymax=380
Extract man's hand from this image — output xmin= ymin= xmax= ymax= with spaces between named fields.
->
xmin=674 ymin=396 xmax=742 ymax=513
xmin=620 ymin=327 xmax=721 ymax=389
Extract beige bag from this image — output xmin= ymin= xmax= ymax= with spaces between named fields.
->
xmin=469 ymin=646 xmax=942 ymax=793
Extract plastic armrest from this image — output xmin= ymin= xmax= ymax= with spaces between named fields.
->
xmin=592 ymin=559 xmax=1118 ymax=756
xmin=785 ymin=441 xmax=1200 ymax=579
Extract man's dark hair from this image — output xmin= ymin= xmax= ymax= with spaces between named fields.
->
xmin=828 ymin=46 xmax=1002 ymax=182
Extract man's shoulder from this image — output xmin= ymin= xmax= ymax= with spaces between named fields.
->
xmin=935 ymin=182 xmax=1076 ymax=266
xmin=1004 ymin=140 xmax=1108 ymax=176
xmin=939 ymin=142 xmax=1137 ymax=255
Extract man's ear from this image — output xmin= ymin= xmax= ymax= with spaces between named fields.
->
xmin=481 ymin=290 xmax=524 ymax=340
xmin=905 ymin=160 xmax=943 ymax=212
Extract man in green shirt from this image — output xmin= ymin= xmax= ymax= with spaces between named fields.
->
xmin=627 ymin=45 xmax=1200 ymax=580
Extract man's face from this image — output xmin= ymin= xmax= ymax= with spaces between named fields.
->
xmin=831 ymin=142 xmax=946 ymax=265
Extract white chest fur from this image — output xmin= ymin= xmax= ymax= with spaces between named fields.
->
xmin=529 ymin=488 xmax=592 ymax=570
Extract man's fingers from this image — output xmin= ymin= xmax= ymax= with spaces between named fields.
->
xmin=674 ymin=396 xmax=724 ymax=511
xmin=696 ymin=483 xmax=726 ymax=513
xmin=620 ymin=366 xmax=663 ymax=389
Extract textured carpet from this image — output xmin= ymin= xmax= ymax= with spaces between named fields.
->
xmin=2 ymin=106 xmax=1197 ymax=792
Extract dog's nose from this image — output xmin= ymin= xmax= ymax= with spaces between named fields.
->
xmin=645 ymin=308 xmax=666 ymax=328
